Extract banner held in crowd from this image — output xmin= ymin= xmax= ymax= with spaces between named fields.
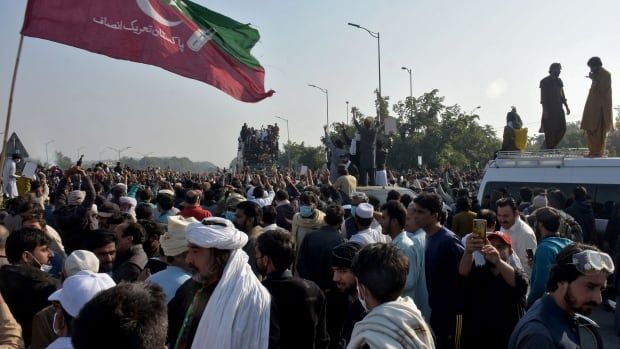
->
xmin=21 ymin=0 xmax=274 ymax=103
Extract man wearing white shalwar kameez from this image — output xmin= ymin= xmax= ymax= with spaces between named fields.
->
xmin=175 ymin=217 xmax=274 ymax=349
xmin=2 ymin=154 xmax=21 ymax=199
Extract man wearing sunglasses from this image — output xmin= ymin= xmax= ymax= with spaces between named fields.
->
xmin=509 ymin=243 xmax=614 ymax=348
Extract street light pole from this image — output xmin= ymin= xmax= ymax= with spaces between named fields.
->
xmin=401 ymin=67 xmax=413 ymax=118
xmin=346 ymin=101 xmax=349 ymax=124
xmin=401 ymin=67 xmax=413 ymax=102
xmin=44 ymin=140 xmax=54 ymax=165
xmin=308 ymin=84 xmax=329 ymax=126
xmin=348 ymin=22 xmax=382 ymax=114
xmin=108 ymin=146 xmax=131 ymax=161
xmin=274 ymin=116 xmax=291 ymax=169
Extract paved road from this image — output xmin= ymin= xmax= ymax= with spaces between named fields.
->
xmin=589 ymin=305 xmax=618 ymax=349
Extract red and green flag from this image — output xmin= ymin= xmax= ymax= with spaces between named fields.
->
xmin=21 ymin=0 xmax=274 ymax=102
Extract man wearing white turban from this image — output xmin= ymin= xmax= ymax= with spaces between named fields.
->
xmin=173 ymin=217 xmax=275 ymax=349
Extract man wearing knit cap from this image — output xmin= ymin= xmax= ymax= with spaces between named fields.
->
xmin=147 ymin=216 xmax=194 ymax=303
xmin=174 ymin=217 xmax=274 ymax=349
xmin=349 ymin=203 xmax=388 ymax=246
xmin=328 ymin=242 xmax=366 ymax=348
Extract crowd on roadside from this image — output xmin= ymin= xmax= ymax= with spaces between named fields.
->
xmin=0 ymin=152 xmax=617 ymax=349
xmin=239 ymin=123 xmax=280 ymax=168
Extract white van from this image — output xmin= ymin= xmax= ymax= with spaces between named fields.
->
xmin=477 ymin=150 xmax=620 ymax=232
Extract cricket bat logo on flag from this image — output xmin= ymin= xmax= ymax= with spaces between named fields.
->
xmin=21 ymin=0 xmax=274 ymax=102
xmin=137 ymin=0 xmax=213 ymax=51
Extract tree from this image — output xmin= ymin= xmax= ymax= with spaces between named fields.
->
xmin=528 ymin=122 xmax=587 ymax=150
xmin=278 ymin=141 xmax=325 ymax=170
xmin=55 ymin=151 xmax=73 ymax=169
xmin=375 ymin=89 xmax=390 ymax=120
xmin=606 ymin=105 xmax=620 ymax=156
xmin=385 ymin=90 xmax=500 ymax=169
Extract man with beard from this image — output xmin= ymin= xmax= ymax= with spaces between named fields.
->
xmin=173 ymin=217 xmax=274 ymax=349
xmin=509 ymin=243 xmax=614 ymax=348
xmin=539 ymin=63 xmax=570 ymax=149
xmin=235 ymin=201 xmax=264 ymax=277
xmin=581 ymin=56 xmax=613 ymax=157
xmin=82 ymin=229 xmax=117 ymax=274
xmin=256 ymin=228 xmax=329 ymax=349
xmin=327 ymin=242 xmax=365 ymax=349
xmin=497 ymin=197 xmax=537 ymax=276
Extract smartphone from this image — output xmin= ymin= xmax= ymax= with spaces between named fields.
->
xmin=526 ymin=248 xmax=534 ymax=259
xmin=473 ymin=219 xmax=486 ymax=239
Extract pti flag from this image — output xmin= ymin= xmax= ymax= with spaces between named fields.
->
xmin=21 ymin=0 xmax=274 ymax=102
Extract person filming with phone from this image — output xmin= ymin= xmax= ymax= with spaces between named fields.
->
xmin=459 ymin=230 xmax=528 ymax=348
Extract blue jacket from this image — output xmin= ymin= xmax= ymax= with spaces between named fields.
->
xmin=526 ymin=236 xmax=572 ymax=307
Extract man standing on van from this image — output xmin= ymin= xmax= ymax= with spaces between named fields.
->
xmin=539 ymin=63 xmax=570 ymax=149
xmin=581 ymin=56 xmax=613 ymax=157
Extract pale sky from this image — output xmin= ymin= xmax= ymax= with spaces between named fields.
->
xmin=1 ymin=0 xmax=619 ymax=167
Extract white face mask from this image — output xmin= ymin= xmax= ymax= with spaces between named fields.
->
xmin=28 ymin=252 xmax=53 ymax=273
xmin=356 ymin=284 xmax=369 ymax=312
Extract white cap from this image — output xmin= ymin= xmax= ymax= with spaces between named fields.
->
xmin=64 ymin=250 xmax=100 ymax=277
xmin=356 ymin=203 xmax=374 ymax=219
xmin=158 ymin=189 xmax=175 ymax=196
xmin=48 ymin=271 xmax=116 ymax=317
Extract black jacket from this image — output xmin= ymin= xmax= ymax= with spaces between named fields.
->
xmin=565 ymin=200 xmax=596 ymax=242
xmin=52 ymin=175 xmax=96 ymax=253
xmin=0 ymin=264 xmax=59 ymax=346
xmin=296 ymin=225 xmax=346 ymax=291
xmin=113 ymin=244 xmax=148 ymax=283
xmin=263 ymin=270 xmax=329 ymax=349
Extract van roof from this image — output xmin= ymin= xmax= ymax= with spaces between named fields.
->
xmin=488 ymin=149 xmax=620 ymax=169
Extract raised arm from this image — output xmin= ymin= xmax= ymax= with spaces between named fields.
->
xmin=79 ymin=168 xmax=96 ymax=209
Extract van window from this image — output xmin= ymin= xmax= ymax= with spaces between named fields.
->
xmin=481 ymin=181 xmax=620 ymax=220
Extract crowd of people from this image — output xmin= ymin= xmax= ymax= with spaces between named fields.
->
xmin=239 ymin=123 xmax=280 ymax=169
xmin=0 ymin=154 xmax=616 ymax=349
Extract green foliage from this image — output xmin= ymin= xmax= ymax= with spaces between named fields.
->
xmin=278 ymin=141 xmax=325 ymax=170
xmin=527 ymin=122 xmax=587 ymax=150
xmin=528 ymin=112 xmax=620 ymax=156
xmin=55 ymin=151 xmax=73 ymax=169
xmin=374 ymin=90 xmax=390 ymax=120
xmin=386 ymin=90 xmax=500 ymax=169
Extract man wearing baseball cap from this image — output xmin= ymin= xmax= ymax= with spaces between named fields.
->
xmin=47 ymin=271 xmax=116 ymax=348
xmin=459 ymin=231 xmax=528 ymax=348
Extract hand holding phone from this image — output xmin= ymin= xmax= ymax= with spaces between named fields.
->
xmin=473 ymin=219 xmax=487 ymax=240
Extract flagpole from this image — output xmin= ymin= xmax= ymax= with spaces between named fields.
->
xmin=0 ymin=34 xmax=25 ymax=181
